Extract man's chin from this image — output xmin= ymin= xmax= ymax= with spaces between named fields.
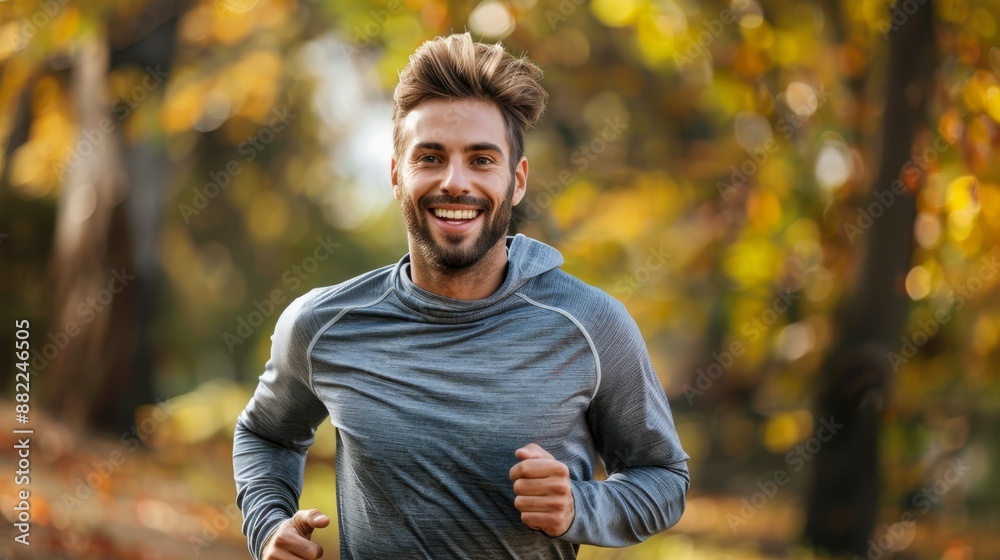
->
xmin=426 ymin=245 xmax=481 ymax=270
xmin=420 ymin=234 xmax=495 ymax=269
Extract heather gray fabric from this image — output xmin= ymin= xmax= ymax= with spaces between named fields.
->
xmin=233 ymin=233 xmax=690 ymax=560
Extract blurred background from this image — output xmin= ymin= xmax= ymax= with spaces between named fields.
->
xmin=1 ymin=0 xmax=998 ymax=558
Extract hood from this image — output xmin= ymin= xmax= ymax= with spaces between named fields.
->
xmin=392 ymin=233 xmax=564 ymax=321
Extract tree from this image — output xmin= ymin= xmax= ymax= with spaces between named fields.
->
xmin=804 ymin=0 xmax=937 ymax=553
xmin=34 ymin=2 xmax=180 ymax=432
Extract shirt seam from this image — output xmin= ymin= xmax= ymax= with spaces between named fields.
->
xmin=305 ymin=288 xmax=394 ymax=394
xmin=514 ymin=292 xmax=602 ymax=400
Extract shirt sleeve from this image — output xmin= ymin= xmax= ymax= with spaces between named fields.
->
xmin=232 ymin=291 xmax=331 ymax=560
xmin=558 ymin=296 xmax=690 ymax=547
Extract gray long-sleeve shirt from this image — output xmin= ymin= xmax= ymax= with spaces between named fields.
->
xmin=233 ymin=233 xmax=690 ymax=559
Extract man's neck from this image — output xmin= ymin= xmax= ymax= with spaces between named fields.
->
xmin=408 ymin=240 xmax=509 ymax=300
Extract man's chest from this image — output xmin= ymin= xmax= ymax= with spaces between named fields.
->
xmin=309 ymin=311 xmax=598 ymax=463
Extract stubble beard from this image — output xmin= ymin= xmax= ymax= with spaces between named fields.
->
xmin=400 ymin=177 xmax=514 ymax=272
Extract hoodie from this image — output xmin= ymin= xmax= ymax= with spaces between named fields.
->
xmin=233 ymin=233 xmax=690 ymax=559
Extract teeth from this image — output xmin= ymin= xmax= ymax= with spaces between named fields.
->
xmin=433 ymin=209 xmax=479 ymax=220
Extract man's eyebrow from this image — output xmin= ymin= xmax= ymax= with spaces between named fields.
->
xmin=412 ymin=141 xmax=505 ymax=157
xmin=465 ymin=142 xmax=504 ymax=156
xmin=413 ymin=141 xmax=445 ymax=152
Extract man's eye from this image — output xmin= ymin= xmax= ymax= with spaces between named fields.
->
xmin=420 ymin=155 xmax=440 ymax=163
xmin=474 ymin=156 xmax=493 ymax=165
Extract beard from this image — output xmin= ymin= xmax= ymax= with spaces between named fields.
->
xmin=400 ymin=177 xmax=514 ymax=271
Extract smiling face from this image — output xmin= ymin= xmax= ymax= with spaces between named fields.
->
xmin=392 ymin=98 xmax=527 ymax=271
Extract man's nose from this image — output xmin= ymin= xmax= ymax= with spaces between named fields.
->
xmin=440 ymin=158 xmax=470 ymax=196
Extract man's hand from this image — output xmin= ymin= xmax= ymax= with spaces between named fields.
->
xmin=509 ymin=443 xmax=575 ymax=537
xmin=262 ymin=509 xmax=330 ymax=560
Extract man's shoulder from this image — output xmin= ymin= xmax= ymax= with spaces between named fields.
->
xmin=274 ymin=263 xmax=396 ymax=346
xmin=300 ymin=263 xmax=396 ymax=310
xmin=521 ymin=268 xmax=635 ymax=335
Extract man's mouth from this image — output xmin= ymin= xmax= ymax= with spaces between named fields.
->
xmin=430 ymin=208 xmax=482 ymax=225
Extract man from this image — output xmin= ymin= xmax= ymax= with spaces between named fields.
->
xmin=233 ymin=32 xmax=689 ymax=560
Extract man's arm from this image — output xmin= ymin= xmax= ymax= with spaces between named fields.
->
xmin=233 ymin=291 xmax=331 ymax=560
xmin=559 ymin=296 xmax=690 ymax=547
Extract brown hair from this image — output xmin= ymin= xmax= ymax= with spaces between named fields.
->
xmin=392 ymin=32 xmax=548 ymax=171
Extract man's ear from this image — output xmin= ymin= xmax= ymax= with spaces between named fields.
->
xmin=390 ymin=157 xmax=401 ymax=200
xmin=511 ymin=156 xmax=528 ymax=206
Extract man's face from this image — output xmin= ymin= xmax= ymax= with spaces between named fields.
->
xmin=392 ymin=98 xmax=527 ymax=271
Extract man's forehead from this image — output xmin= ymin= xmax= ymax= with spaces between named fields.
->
xmin=400 ymin=99 xmax=508 ymax=151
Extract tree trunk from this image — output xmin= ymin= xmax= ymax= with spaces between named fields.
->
xmin=43 ymin=34 xmax=138 ymax=432
xmin=804 ymin=0 xmax=937 ymax=554
xmin=42 ymin=2 xmax=178 ymax=432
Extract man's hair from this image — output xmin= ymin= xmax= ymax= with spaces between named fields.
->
xmin=392 ymin=32 xmax=548 ymax=172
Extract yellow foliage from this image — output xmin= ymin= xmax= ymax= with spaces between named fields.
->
xmin=246 ymin=190 xmax=291 ymax=241
xmin=746 ymin=188 xmax=782 ymax=232
xmin=763 ymin=412 xmax=798 ymax=453
xmin=551 ymin=179 xmax=599 ymax=231
xmin=722 ymin=236 xmax=781 ymax=288
xmin=137 ymin=379 xmax=253 ymax=445
xmin=162 ymin=80 xmax=205 ymax=133
xmin=635 ymin=14 xmax=678 ymax=67
xmin=590 ymin=0 xmax=643 ymax=28
xmin=985 ymin=86 xmax=1000 ymax=124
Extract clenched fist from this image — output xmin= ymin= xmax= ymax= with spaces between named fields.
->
xmin=508 ymin=443 xmax=575 ymax=537
xmin=262 ymin=509 xmax=329 ymax=560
